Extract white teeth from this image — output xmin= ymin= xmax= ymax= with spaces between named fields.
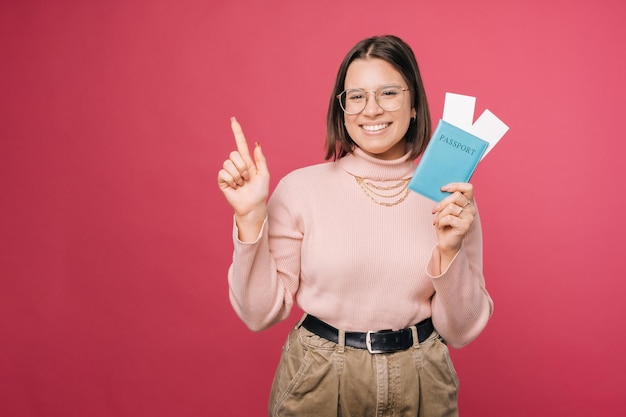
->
xmin=362 ymin=123 xmax=389 ymax=132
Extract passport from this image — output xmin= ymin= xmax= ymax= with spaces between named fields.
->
xmin=408 ymin=119 xmax=489 ymax=202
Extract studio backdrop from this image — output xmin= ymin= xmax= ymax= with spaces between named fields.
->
xmin=1 ymin=1 xmax=624 ymax=416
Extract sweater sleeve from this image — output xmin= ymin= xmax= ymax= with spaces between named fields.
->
xmin=227 ymin=179 xmax=302 ymax=331
xmin=427 ymin=205 xmax=494 ymax=348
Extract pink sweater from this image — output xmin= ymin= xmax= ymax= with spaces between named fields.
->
xmin=228 ymin=148 xmax=493 ymax=348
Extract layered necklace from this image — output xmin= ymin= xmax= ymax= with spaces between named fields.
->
xmin=349 ymin=174 xmax=412 ymax=207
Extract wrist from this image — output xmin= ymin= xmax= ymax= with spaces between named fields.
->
xmin=234 ymin=208 xmax=267 ymax=242
xmin=437 ymin=244 xmax=460 ymax=272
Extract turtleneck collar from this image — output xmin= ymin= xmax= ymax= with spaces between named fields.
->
xmin=335 ymin=147 xmax=416 ymax=181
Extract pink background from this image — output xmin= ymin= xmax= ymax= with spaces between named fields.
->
xmin=1 ymin=0 xmax=625 ymax=416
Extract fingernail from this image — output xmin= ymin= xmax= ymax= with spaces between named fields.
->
xmin=255 ymin=141 xmax=260 ymax=147
xmin=230 ymin=116 xmax=237 ymax=123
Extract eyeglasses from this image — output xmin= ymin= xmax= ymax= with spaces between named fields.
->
xmin=337 ymin=86 xmax=409 ymax=115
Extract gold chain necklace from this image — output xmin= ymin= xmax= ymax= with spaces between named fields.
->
xmin=350 ymin=174 xmax=412 ymax=207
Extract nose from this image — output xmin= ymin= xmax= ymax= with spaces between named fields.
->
xmin=362 ymin=92 xmax=383 ymax=116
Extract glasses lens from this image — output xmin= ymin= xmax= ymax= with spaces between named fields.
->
xmin=376 ymin=87 xmax=405 ymax=111
xmin=339 ymin=89 xmax=366 ymax=115
xmin=339 ymin=89 xmax=367 ymax=114
xmin=343 ymin=89 xmax=367 ymax=114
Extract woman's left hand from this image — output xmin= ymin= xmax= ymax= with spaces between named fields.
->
xmin=432 ymin=182 xmax=476 ymax=259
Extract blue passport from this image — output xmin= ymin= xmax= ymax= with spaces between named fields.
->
xmin=408 ymin=119 xmax=489 ymax=202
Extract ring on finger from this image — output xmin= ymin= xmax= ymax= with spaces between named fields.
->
xmin=458 ymin=207 xmax=464 ymax=216
xmin=463 ymin=200 xmax=472 ymax=208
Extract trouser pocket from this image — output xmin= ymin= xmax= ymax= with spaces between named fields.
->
xmin=269 ymin=326 xmax=338 ymax=417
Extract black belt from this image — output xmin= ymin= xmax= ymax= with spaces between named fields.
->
xmin=301 ymin=315 xmax=434 ymax=354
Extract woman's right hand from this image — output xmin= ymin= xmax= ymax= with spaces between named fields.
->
xmin=217 ymin=117 xmax=269 ymax=241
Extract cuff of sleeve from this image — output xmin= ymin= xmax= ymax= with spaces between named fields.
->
xmin=232 ymin=215 xmax=267 ymax=245
xmin=427 ymin=244 xmax=466 ymax=278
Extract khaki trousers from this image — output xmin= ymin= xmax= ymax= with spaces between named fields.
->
xmin=269 ymin=319 xmax=459 ymax=417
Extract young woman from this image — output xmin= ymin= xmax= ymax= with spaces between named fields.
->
xmin=217 ymin=35 xmax=493 ymax=417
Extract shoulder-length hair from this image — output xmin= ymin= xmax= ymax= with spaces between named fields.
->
xmin=325 ymin=35 xmax=431 ymax=161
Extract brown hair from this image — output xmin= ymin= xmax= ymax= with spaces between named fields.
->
xmin=325 ymin=35 xmax=431 ymax=161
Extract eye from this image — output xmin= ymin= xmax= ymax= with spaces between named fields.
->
xmin=380 ymin=88 xmax=400 ymax=97
xmin=346 ymin=90 xmax=365 ymax=101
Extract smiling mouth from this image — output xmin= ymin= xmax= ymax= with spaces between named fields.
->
xmin=361 ymin=123 xmax=390 ymax=132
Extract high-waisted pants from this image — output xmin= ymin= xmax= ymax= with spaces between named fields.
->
xmin=268 ymin=319 xmax=460 ymax=417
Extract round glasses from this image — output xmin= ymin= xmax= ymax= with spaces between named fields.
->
xmin=337 ymin=86 xmax=409 ymax=115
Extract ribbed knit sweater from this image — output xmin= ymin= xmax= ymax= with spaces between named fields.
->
xmin=228 ymin=148 xmax=493 ymax=348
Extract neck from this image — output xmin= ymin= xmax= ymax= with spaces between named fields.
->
xmin=336 ymin=147 xmax=415 ymax=181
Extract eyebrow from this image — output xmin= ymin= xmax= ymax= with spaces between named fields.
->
xmin=344 ymin=84 xmax=405 ymax=91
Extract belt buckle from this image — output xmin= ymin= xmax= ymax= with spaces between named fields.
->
xmin=366 ymin=331 xmax=383 ymax=354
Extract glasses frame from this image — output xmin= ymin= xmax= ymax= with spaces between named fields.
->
xmin=336 ymin=86 xmax=409 ymax=115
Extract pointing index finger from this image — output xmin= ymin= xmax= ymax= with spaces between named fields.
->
xmin=230 ymin=117 xmax=252 ymax=162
